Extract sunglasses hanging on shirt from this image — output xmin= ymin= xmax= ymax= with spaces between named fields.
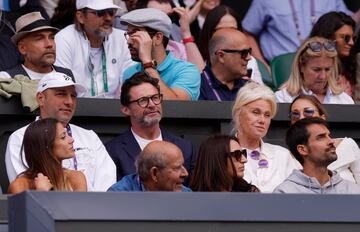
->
xmin=250 ymin=150 xmax=268 ymax=168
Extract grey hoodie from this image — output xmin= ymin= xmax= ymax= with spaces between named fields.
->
xmin=273 ymin=169 xmax=360 ymax=194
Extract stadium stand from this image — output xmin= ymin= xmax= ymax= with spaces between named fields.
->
xmin=2 ymin=97 xmax=360 ymax=193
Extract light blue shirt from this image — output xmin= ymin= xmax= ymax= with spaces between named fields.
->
xmin=0 ymin=0 xmax=10 ymax=11
xmin=123 ymin=51 xmax=200 ymax=100
xmin=107 ymin=174 xmax=192 ymax=192
xmin=242 ymin=0 xmax=352 ymax=61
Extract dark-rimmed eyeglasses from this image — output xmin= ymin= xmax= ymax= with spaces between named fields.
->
xmin=228 ymin=149 xmax=247 ymax=161
xmin=218 ymin=48 xmax=252 ymax=59
xmin=337 ymin=34 xmax=357 ymax=44
xmin=85 ymin=8 xmax=116 ymax=17
xmin=128 ymin=93 xmax=163 ymax=108
xmin=289 ymin=107 xmax=317 ymax=121
xmin=307 ymin=41 xmax=336 ymax=52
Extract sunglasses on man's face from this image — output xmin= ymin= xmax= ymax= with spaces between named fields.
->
xmin=86 ymin=8 xmax=116 ymax=17
xmin=289 ymin=107 xmax=317 ymax=121
xmin=228 ymin=149 xmax=247 ymax=161
xmin=307 ymin=41 xmax=336 ymax=53
xmin=219 ymin=48 xmax=252 ymax=59
xmin=338 ymin=34 xmax=357 ymax=44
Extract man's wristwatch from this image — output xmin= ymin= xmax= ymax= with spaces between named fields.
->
xmin=142 ymin=60 xmax=157 ymax=69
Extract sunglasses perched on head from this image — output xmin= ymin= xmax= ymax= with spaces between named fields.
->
xmin=217 ymin=48 xmax=252 ymax=59
xmin=85 ymin=8 xmax=116 ymax=17
xmin=228 ymin=149 xmax=247 ymax=161
xmin=289 ymin=107 xmax=317 ymax=120
xmin=306 ymin=40 xmax=336 ymax=53
xmin=337 ymin=34 xmax=357 ymax=44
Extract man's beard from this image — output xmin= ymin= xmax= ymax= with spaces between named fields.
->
xmin=128 ymin=45 xmax=140 ymax=62
xmin=37 ymin=50 xmax=56 ymax=67
xmin=95 ymin=28 xmax=112 ymax=38
xmin=324 ymin=145 xmax=338 ymax=164
xmin=140 ymin=111 xmax=162 ymax=127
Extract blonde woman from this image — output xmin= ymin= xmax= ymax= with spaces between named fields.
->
xmin=232 ymin=82 xmax=301 ymax=192
xmin=275 ymin=36 xmax=354 ymax=104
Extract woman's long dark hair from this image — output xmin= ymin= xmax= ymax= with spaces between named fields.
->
xmin=199 ymin=5 xmax=242 ymax=62
xmin=310 ymin=11 xmax=356 ymax=86
xmin=189 ymin=134 xmax=258 ymax=192
xmin=21 ymin=118 xmax=67 ymax=190
xmin=50 ymin=0 xmax=76 ymax=29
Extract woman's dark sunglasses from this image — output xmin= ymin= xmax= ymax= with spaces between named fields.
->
xmin=229 ymin=149 xmax=247 ymax=161
xmin=289 ymin=107 xmax=316 ymax=120
xmin=338 ymin=34 xmax=357 ymax=44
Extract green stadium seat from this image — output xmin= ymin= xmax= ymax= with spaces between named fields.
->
xmin=270 ymin=52 xmax=296 ymax=90
xmin=255 ymin=58 xmax=276 ymax=91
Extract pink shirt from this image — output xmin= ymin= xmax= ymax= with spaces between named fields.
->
xmin=166 ymin=40 xmax=187 ymax=61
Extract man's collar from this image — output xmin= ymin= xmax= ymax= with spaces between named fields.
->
xmin=204 ymin=64 xmax=244 ymax=90
xmin=156 ymin=51 xmax=172 ymax=72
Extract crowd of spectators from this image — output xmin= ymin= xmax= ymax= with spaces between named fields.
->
xmin=1 ymin=0 xmax=360 ymax=195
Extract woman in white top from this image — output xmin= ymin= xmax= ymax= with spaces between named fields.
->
xmin=232 ymin=82 xmax=300 ymax=192
xmin=275 ymin=36 xmax=354 ymax=104
xmin=289 ymin=94 xmax=360 ymax=184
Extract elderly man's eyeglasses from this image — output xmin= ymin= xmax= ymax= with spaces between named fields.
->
xmin=128 ymin=93 xmax=163 ymax=108
xmin=289 ymin=107 xmax=317 ymax=121
xmin=228 ymin=149 xmax=247 ymax=161
xmin=85 ymin=8 xmax=116 ymax=17
xmin=337 ymin=34 xmax=357 ymax=44
xmin=307 ymin=41 xmax=336 ymax=52
xmin=218 ymin=48 xmax=252 ymax=59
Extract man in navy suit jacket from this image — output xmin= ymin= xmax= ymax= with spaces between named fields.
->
xmin=105 ymin=72 xmax=196 ymax=183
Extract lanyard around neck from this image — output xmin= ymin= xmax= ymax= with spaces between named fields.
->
xmin=87 ymin=45 xmax=109 ymax=96
xmin=289 ymin=0 xmax=316 ymax=43
xmin=203 ymin=69 xmax=222 ymax=101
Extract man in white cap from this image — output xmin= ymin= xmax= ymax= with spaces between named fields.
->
xmin=121 ymin=8 xmax=200 ymax=100
xmin=55 ymin=0 xmax=134 ymax=98
xmin=5 ymin=72 xmax=116 ymax=191
xmin=0 ymin=12 xmax=74 ymax=80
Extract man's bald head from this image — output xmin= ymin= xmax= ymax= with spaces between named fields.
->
xmin=136 ymin=141 xmax=184 ymax=181
xmin=144 ymin=140 xmax=181 ymax=156
xmin=136 ymin=140 xmax=188 ymax=191
xmin=209 ymin=28 xmax=248 ymax=63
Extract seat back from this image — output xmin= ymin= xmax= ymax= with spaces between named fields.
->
xmin=270 ymin=52 xmax=296 ymax=90
xmin=255 ymin=58 xmax=276 ymax=91
xmin=0 ymin=133 xmax=10 ymax=193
